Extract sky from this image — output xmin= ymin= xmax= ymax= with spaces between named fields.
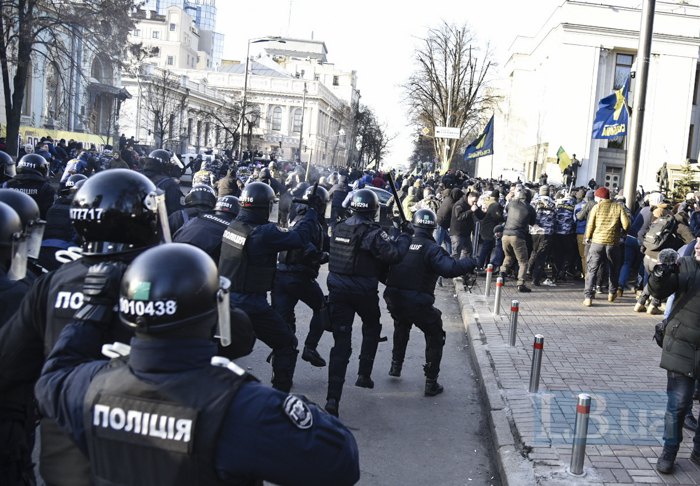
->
xmin=217 ymin=0 xmax=562 ymax=166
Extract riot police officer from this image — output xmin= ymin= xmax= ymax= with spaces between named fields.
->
xmin=0 ymin=169 xmax=170 ymax=486
xmin=0 ymin=188 xmax=48 ymax=279
xmin=0 ymin=150 xmax=16 ymax=185
xmin=142 ymin=149 xmax=183 ymax=215
xmin=174 ymin=195 xmax=240 ymax=261
xmin=325 ymin=189 xmax=412 ymax=417
xmin=328 ymin=174 xmax=350 ymax=226
xmin=38 ymin=174 xmax=86 ymax=271
xmin=3 ymin=153 xmax=56 ymax=218
xmin=168 ymin=184 xmax=217 ymax=234
xmin=218 ymin=182 xmax=320 ymax=392
xmin=272 ymin=185 xmax=331 ymax=367
xmin=35 ymin=243 xmax=360 ymax=486
xmin=384 ymin=209 xmax=477 ymax=396
xmin=0 ymin=201 xmax=32 ymax=485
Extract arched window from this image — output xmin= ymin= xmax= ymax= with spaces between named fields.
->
xmin=91 ymin=55 xmax=113 ymax=84
xmin=292 ymin=108 xmax=302 ymax=134
xmin=271 ymin=106 xmax=282 ymax=131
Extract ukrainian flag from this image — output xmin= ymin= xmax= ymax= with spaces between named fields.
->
xmin=557 ymin=147 xmax=572 ymax=171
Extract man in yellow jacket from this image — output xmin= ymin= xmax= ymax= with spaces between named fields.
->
xmin=583 ymin=186 xmax=630 ymax=306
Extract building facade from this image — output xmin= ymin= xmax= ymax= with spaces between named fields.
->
xmin=487 ymin=0 xmax=700 ymax=190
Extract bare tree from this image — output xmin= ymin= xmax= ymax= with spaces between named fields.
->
xmin=0 ymin=0 xmax=137 ymax=156
xmin=404 ymin=22 xmax=497 ymax=172
xmin=200 ymin=99 xmax=241 ymax=152
xmin=140 ymin=68 xmax=187 ymax=150
xmin=354 ymin=104 xmax=392 ymax=169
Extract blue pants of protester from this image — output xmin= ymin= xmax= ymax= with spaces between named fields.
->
xmin=618 ymin=236 xmax=642 ymax=290
xmin=435 ymin=226 xmax=452 ymax=254
xmin=477 ymin=239 xmax=495 ymax=269
xmin=664 ymin=371 xmax=700 ymax=454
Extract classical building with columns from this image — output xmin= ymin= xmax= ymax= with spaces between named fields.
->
xmin=484 ymin=0 xmax=700 ymax=190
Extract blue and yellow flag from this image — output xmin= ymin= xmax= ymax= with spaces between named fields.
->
xmin=464 ymin=116 xmax=494 ymax=160
xmin=557 ymin=146 xmax=572 ymax=171
xmin=592 ymin=76 xmax=630 ymax=139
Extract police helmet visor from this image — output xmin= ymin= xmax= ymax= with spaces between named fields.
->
xmin=8 ymin=233 xmax=27 ymax=280
xmin=215 ymin=276 xmax=231 ymax=347
xmin=152 ymin=190 xmax=172 ymax=244
xmin=25 ymin=219 xmax=46 ymax=259
xmin=4 ymin=161 xmax=15 ymax=178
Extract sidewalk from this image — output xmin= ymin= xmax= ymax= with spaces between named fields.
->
xmin=456 ymin=275 xmax=700 ymax=485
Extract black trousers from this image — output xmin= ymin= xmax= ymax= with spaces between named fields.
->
xmin=384 ymin=293 xmax=446 ymax=379
xmin=327 ymin=290 xmax=381 ymax=401
xmin=271 ymin=272 xmax=325 ymax=348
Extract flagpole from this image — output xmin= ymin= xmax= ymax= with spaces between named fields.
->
xmin=624 ymin=0 xmax=655 ymax=210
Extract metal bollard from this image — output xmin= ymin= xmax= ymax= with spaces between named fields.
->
xmin=509 ymin=300 xmax=519 ymax=347
xmin=569 ymin=393 xmax=591 ymax=476
xmin=493 ymin=277 xmax=503 ymax=316
xmin=484 ymin=264 xmax=494 ymax=298
xmin=529 ymin=334 xmax=544 ymax=393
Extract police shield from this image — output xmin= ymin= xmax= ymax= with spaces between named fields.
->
xmin=8 ymin=233 xmax=28 ymax=280
xmin=215 ymin=276 xmax=232 ymax=347
xmin=25 ymin=219 xmax=46 ymax=259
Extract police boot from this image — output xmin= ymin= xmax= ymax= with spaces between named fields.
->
xmin=389 ymin=360 xmax=402 ymax=377
xmin=355 ymin=374 xmax=374 ymax=389
xmin=302 ymin=346 xmax=327 ymax=367
xmin=325 ymin=398 xmax=339 ymax=417
xmin=271 ymin=349 xmax=298 ymax=393
xmin=424 ymin=378 xmax=444 ymax=397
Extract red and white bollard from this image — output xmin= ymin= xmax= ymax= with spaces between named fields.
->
xmin=484 ymin=264 xmax=494 ymax=298
xmin=492 ymin=277 xmax=503 ymax=316
xmin=529 ymin=334 xmax=544 ymax=393
xmin=509 ymin=300 xmax=519 ymax=347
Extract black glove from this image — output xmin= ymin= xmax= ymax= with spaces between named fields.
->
xmin=400 ymin=221 xmax=414 ymax=236
xmin=74 ymin=262 xmax=126 ymax=323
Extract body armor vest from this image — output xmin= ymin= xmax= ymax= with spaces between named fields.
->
xmin=84 ymin=359 xmax=253 ymax=486
xmin=279 ymin=214 xmax=323 ymax=273
xmin=386 ymin=234 xmax=437 ymax=293
xmin=328 ymin=221 xmax=377 ymax=277
xmin=219 ymin=220 xmax=275 ymax=293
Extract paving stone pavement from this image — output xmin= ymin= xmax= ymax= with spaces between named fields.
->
xmin=455 ymin=275 xmax=700 ymax=485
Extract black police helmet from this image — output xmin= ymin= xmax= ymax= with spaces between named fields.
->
xmin=119 ymin=243 xmax=219 ymax=335
xmin=0 ymin=189 xmax=41 ymax=228
xmin=0 ymin=201 xmax=22 ymax=248
xmin=0 ymin=151 xmax=15 ymax=179
xmin=259 ymin=167 xmax=271 ymax=180
xmin=412 ymin=208 xmax=438 ymax=230
xmin=303 ymin=185 xmax=330 ymax=203
xmin=60 ymin=174 xmax=88 ymax=196
xmin=71 ymin=169 xmax=163 ymax=255
xmin=215 ymin=196 xmax=240 ymax=216
xmin=239 ymin=182 xmax=275 ymax=210
xmin=149 ymin=149 xmax=171 ymax=166
xmin=17 ymin=153 xmax=49 ymax=177
xmin=350 ymin=188 xmax=379 ymax=214
xmin=184 ymin=184 xmax=217 ymax=209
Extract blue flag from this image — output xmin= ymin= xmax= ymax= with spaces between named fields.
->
xmin=592 ymin=75 xmax=630 ymax=139
xmin=464 ymin=116 xmax=494 ymax=160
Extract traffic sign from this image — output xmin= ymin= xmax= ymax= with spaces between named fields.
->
xmin=435 ymin=126 xmax=461 ymax=139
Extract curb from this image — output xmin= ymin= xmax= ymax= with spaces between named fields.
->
xmin=455 ymin=283 xmax=537 ymax=486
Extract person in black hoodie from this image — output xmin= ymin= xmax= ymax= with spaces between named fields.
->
xmin=436 ymin=187 xmax=460 ymax=254
xmin=450 ymin=191 xmax=479 ymax=259
xmin=502 ymin=189 xmax=537 ymax=292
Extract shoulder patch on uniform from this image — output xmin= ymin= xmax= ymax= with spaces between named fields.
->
xmin=379 ymin=230 xmax=390 ymax=241
xmin=282 ymin=395 xmax=313 ymax=429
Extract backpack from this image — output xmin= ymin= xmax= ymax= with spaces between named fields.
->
xmin=643 ymin=214 xmax=679 ymax=252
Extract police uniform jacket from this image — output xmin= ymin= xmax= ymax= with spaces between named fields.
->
xmin=385 ymin=231 xmax=476 ymax=307
xmin=277 ymin=207 xmax=329 ymax=279
xmin=3 ymin=173 xmax=57 ymax=219
xmin=173 ymin=212 xmax=235 ymax=262
xmin=35 ymin=322 xmax=360 ymax=486
xmin=327 ymin=214 xmax=410 ymax=294
xmin=144 ymin=171 xmax=183 ymax=216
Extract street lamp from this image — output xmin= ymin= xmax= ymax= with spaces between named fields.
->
xmin=331 ymin=128 xmax=346 ymax=167
xmin=236 ymin=36 xmax=285 ymax=162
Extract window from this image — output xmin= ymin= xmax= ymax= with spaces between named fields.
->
xmin=333 ymin=75 xmax=339 ymax=86
xmin=314 ymin=74 xmax=320 ymax=81
xmin=614 ymin=53 xmax=633 ymax=90
xmin=272 ymin=106 xmax=282 ymax=131
xmin=169 ymin=23 xmax=176 ymax=31
xmin=132 ymin=29 xmax=141 ymax=37
xmin=292 ymin=108 xmax=302 ymax=133
xmin=152 ymin=31 xmax=160 ymax=39
xmin=687 ymin=124 xmax=695 ymax=160
xmin=167 ymin=56 xmax=174 ymax=66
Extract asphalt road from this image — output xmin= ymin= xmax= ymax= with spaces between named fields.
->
xmin=236 ymin=268 xmax=501 ymax=486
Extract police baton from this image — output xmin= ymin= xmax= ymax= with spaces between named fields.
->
xmin=386 ymin=172 xmax=407 ymax=224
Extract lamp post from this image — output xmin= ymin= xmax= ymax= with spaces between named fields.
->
xmin=297 ymin=81 xmax=307 ymax=165
xmin=331 ymin=128 xmax=346 ymax=167
xmin=235 ymin=36 xmax=285 ymax=161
